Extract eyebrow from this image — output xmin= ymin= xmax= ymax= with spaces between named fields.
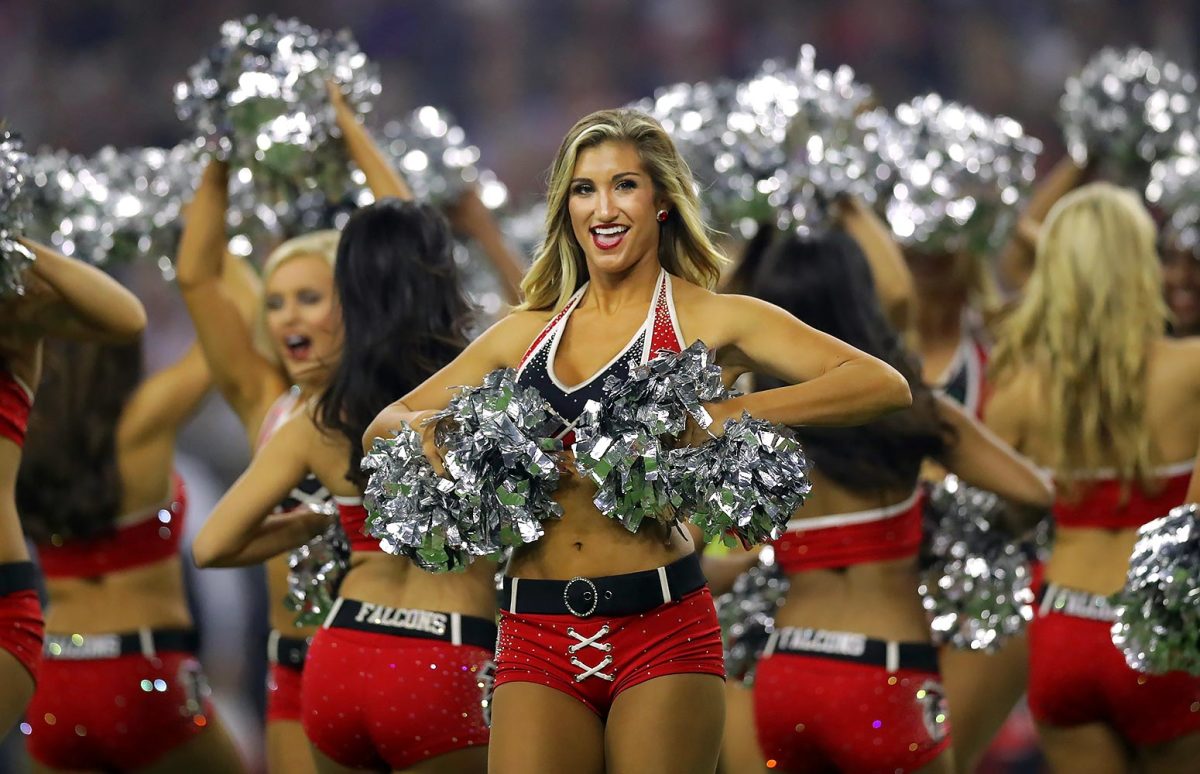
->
xmin=570 ymin=171 xmax=643 ymax=184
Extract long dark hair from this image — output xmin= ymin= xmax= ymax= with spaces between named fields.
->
xmin=17 ymin=338 xmax=144 ymax=541
xmin=746 ymin=228 xmax=949 ymax=491
xmin=317 ymin=199 xmax=474 ymax=488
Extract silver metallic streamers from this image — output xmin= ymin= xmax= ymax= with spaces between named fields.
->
xmin=631 ymin=78 xmax=776 ymax=233
xmin=1112 ymin=503 xmax=1200 ymax=676
xmin=1146 ymin=131 xmax=1200 ymax=254
xmin=284 ymin=506 xmax=349 ymax=627
xmin=573 ymin=341 xmax=729 ymax=532
xmin=879 ymin=94 xmax=1041 ymax=257
xmin=362 ymin=425 xmax=469 ymax=573
xmin=746 ymin=48 xmax=883 ymax=236
xmin=716 ymin=549 xmax=788 ymax=684
xmin=677 ymin=413 xmax=812 ymax=547
xmin=174 ymin=15 xmax=379 ymax=237
xmin=363 ymin=370 xmax=563 ymax=572
xmin=27 ymin=144 xmax=204 ymax=277
xmin=0 ymin=129 xmax=35 ymax=297
xmin=1060 ymin=47 xmax=1198 ymax=185
xmin=429 ymin=368 xmax=564 ymax=552
xmin=918 ymin=476 xmax=1035 ymax=651
xmin=379 ymin=108 xmax=508 ymax=209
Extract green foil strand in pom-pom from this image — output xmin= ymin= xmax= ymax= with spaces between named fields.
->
xmin=1112 ymin=503 xmax=1200 ymax=676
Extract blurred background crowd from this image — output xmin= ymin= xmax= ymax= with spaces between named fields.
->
xmin=1 ymin=1 xmax=1197 ymax=772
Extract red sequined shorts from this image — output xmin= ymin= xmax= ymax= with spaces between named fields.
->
xmin=0 ymin=562 xmax=43 ymax=684
xmin=1028 ymin=584 xmax=1200 ymax=746
xmin=301 ymin=599 xmax=496 ymax=771
xmin=753 ymin=627 xmax=950 ymax=773
xmin=25 ymin=633 xmax=213 ymax=771
xmin=495 ymin=568 xmax=725 ymax=718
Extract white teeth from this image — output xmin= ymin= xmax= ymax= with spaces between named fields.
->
xmin=285 ymin=335 xmax=307 ymax=347
xmin=593 ymin=225 xmax=628 ymax=236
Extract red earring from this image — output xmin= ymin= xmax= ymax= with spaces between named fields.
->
xmin=656 ymin=209 xmax=668 ymax=223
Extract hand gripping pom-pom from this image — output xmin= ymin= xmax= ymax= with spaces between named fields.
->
xmin=285 ymin=505 xmax=350 ymax=627
xmin=573 ymin=341 xmax=730 ymax=533
xmin=676 ymin=413 xmax=812 ymax=548
xmin=429 ymin=368 xmax=565 ymax=552
xmin=361 ymin=426 xmax=471 ymax=573
xmin=379 ymin=107 xmax=508 ymax=209
xmin=716 ymin=550 xmax=789 ymax=684
xmin=1060 ymin=46 xmax=1198 ymax=186
xmin=0 ymin=129 xmax=34 ymax=297
xmin=918 ymin=476 xmax=1035 ymax=652
xmin=174 ymin=15 xmax=379 ymax=237
xmin=1112 ymin=503 xmax=1200 ymax=676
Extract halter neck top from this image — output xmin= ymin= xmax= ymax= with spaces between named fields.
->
xmin=515 ymin=269 xmax=686 ymax=445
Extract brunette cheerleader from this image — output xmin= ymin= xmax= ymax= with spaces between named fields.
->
xmin=0 ymin=239 xmax=145 ymax=736
xmin=194 ymin=199 xmax=495 ymax=773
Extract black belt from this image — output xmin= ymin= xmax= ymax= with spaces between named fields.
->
xmin=766 ymin=627 xmax=940 ymax=674
xmin=0 ymin=561 xmax=38 ymax=596
xmin=323 ymin=598 xmax=497 ymax=651
xmin=499 ymin=552 xmax=707 ymax=618
xmin=1037 ymin=583 xmax=1119 ymax=623
xmin=268 ymin=630 xmax=310 ymax=670
xmin=44 ymin=628 xmax=199 ymax=660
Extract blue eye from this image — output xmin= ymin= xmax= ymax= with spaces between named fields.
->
xmin=616 ymin=179 xmax=637 ymax=190
xmin=571 ymin=183 xmax=593 ymax=196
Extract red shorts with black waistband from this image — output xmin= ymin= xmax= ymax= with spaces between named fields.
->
xmin=495 ymin=583 xmax=725 ymax=718
xmin=301 ymin=599 xmax=496 ymax=771
xmin=24 ymin=634 xmax=214 ymax=770
xmin=1028 ymin=584 xmax=1200 ymax=746
xmin=0 ymin=562 xmax=43 ymax=684
xmin=265 ymin=631 xmax=309 ymax=723
xmin=753 ymin=628 xmax=950 ymax=774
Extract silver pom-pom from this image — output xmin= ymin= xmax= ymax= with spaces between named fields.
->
xmin=380 ymin=107 xmax=508 ymax=209
xmin=285 ymin=505 xmax=349 ymax=627
xmin=0 ymin=129 xmax=35 ymax=297
xmin=716 ymin=548 xmax=789 ymax=684
xmin=746 ymin=47 xmax=882 ymax=236
xmin=1146 ymin=130 xmax=1200 ymax=254
xmin=631 ymin=78 xmax=778 ymax=233
xmin=1060 ymin=47 xmax=1198 ymax=184
xmin=429 ymin=368 xmax=565 ymax=551
xmin=676 ymin=413 xmax=812 ymax=547
xmin=919 ymin=476 xmax=1035 ymax=651
xmin=1112 ymin=503 xmax=1200 ymax=676
xmin=174 ymin=15 xmax=379 ymax=236
xmin=26 ymin=144 xmax=203 ymax=277
xmin=880 ymin=94 xmax=1041 ymax=256
xmin=573 ymin=341 xmax=730 ymax=532
xmin=362 ymin=426 xmax=470 ymax=573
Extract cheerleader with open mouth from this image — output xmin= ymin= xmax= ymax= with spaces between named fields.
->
xmin=194 ymin=198 xmax=496 ymax=773
xmin=365 ymin=108 xmax=913 ymax=774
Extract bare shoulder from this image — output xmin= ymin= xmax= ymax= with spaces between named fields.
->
xmin=1153 ymin=335 xmax=1200 ymax=391
xmin=471 ymin=308 xmax=557 ymax=368
xmin=670 ymin=277 xmax=779 ymax=340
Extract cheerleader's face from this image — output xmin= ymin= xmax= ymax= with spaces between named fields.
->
xmin=264 ymin=254 xmax=343 ymax=385
xmin=1163 ymin=244 xmax=1200 ymax=335
xmin=568 ymin=140 xmax=665 ymax=277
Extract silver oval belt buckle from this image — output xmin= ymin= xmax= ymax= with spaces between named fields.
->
xmin=563 ymin=576 xmax=599 ymax=618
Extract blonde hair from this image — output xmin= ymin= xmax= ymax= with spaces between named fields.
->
xmin=518 ymin=109 xmax=728 ymax=311
xmin=257 ymin=230 xmax=341 ymax=372
xmin=262 ymin=230 xmax=340 ymax=280
xmin=990 ymin=183 xmax=1167 ymax=486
